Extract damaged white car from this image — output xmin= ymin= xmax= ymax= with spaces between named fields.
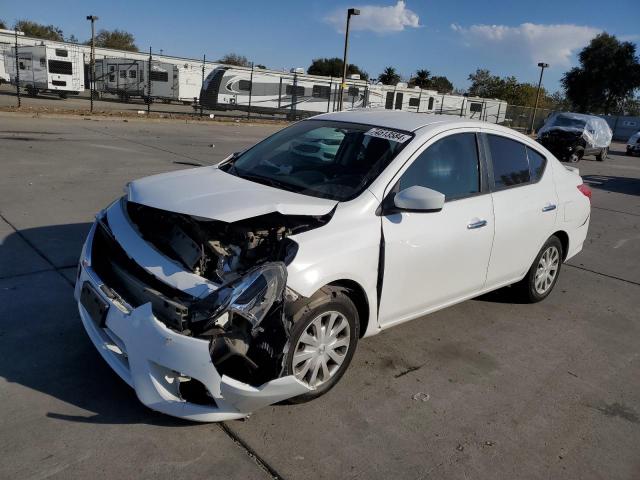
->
xmin=76 ymin=111 xmax=591 ymax=422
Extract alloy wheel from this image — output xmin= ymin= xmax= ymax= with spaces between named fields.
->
xmin=534 ymin=246 xmax=560 ymax=295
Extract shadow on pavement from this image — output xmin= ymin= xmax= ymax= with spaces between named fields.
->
xmin=582 ymin=174 xmax=640 ymax=196
xmin=0 ymin=223 xmax=192 ymax=426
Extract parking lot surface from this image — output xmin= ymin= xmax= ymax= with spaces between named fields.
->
xmin=1 ymin=112 xmax=639 ymax=479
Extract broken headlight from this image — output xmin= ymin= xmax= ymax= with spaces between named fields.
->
xmin=189 ymin=262 xmax=287 ymax=334
xmin=228 ymin=263 xmax=287 ymax=329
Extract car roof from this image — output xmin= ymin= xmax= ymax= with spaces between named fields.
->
xmin=312 ymin=110 xmax=483 ymax=133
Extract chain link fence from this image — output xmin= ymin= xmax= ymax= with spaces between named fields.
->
xmin=2 ymin=32 xmax=635 ymax=140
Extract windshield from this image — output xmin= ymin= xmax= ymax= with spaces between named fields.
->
xmin=221 ymin=120 xmax=413 ymax=201
xmin=550 ymin=115 xmax=586 ymax=129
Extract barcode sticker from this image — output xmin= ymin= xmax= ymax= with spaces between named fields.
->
xmin=365 ymin=128 xmax=412 ymax=143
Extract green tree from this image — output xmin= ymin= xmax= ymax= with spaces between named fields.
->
xmin=562 ymin=33 xmax=640 ymax=114
xmin=548 ymin=91 xmax=572 ymax=111
xmin=468 ymin=68 xmax=552 ymax=107
xmin=411 ymin=69 xmax=431 ymax=88
xmin=307 ymin=57 xmax=368 ymax=80
xmin=428 ymin=75 xmax=454 ymax=93
xmin=0 ymin=19 xmax=7 ymax=30
xmin=468 ymin=69 xmax=502 ymax=98
xmin=219 ymin=53 xmax=251 ymax=67
xmin=89 ymin=29 xmax=138 ymax=51
xmin=15 ymin=20 xmax=63 ymax=41
xmin=66 ymin=34 xmax=78 ymax=44
xmin=378 ymin=66 xmax=401 ymax=86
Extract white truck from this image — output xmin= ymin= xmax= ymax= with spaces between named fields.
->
xmin=5 ymin=44 xmax=84 ymax=97
xmin=95 ymin=58 xmax=212 ymax=104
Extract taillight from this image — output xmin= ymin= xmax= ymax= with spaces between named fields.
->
xmin=577 ymin=183 xmax=592 ymax=202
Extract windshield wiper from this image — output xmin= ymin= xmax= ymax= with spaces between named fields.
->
xmin=237 ymin=173 xmax=302 ymax=193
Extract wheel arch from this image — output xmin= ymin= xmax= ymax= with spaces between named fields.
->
xmin=551 ymin=230 xmax=569 ymax=261
xmin=327 ymin=279 xmax=370 ymax=338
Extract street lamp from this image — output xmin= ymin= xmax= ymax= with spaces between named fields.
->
xmin=530 ymin=62 xmax=549 ymax=134
xmin=86 ymin=15 xmax=98 ymax=113
xmin=339 ymin=7 xmax=360 ymax=111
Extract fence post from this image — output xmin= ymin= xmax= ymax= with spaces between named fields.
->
xmin=147 ymin=47 xmax=152 ymax=115
xmin=459 ymin=97 xmax=465 ymax=117
xmin=416 ymin=88 xmax=422 ymax=113
xmin=14 ymin=30 xmax=21 ymax=108
xmin=200 ymin=54 xmax=205 ymax=117
xmin=291 ymin=71 xmax=297 ymax=119
xmin=277 ymin=77 xmax=282 ymax=110
xmin=440 ymin=94 xmax=444 ymax=114
xmin=247 ymin=62 xmax=254 ymax=119
xmin=327 ymin=77 xmax=332 ymax=113
xmin=496 ymin=102 xmax=501 ymax=124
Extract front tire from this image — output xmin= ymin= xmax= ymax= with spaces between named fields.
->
xmin=596 ymin=147 xmax=608 ymax=161
xmin=568 ymin=147 xmax=583 ymax=163
xmin=285 ymin=286 xmax=359 ymax=403
xmin=515 ymin=236 xmax=563 ymax=303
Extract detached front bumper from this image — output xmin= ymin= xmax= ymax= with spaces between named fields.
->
xmin=75 ymin=222 xmax=310 ymax=422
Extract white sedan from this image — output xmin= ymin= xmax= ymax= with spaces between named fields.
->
xmin=76 ymin=111 xmax=591 ymax=422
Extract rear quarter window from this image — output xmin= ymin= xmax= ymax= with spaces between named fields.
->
xmin=526 ymin=147 xmax=547 ymax=182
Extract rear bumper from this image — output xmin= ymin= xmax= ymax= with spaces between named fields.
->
xmin=75 ymin=222 xmax=310 ymax=422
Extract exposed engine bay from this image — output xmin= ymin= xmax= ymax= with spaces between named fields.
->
xmin=91 ymin=200 xmax=333 ymax=396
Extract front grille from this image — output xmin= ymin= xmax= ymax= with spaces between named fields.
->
xmin=91 ymin=220 xmax=193 ymax=331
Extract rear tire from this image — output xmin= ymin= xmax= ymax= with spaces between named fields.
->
xmin=596 ymin=147 xmax=607 ymax=161
xmin=284 ymin=286 xmax=359 ymax=403
xmin=514 ymin=236 xmax=563 ymax=303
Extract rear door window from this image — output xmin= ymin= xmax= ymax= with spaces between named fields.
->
xmin=486 ymin=135 xmax=530 ymax=189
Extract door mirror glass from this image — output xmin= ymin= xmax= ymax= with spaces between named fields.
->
xmin=393 ymin=186 xmax=445 ymax=212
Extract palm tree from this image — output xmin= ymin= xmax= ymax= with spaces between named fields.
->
xmin=378 ymin=67 xmax=401 ymax=86
xmin=413 ymin=69 xmax=431 ymax=88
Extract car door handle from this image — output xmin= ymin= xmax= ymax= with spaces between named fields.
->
xmin=542 ymin=204 xmax=557 ymax=212
xmin=467 ymin=219 xmax=488 ymax=229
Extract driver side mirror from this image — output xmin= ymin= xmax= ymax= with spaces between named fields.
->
xmin=384 ymin=186 xmax=445 ymax=214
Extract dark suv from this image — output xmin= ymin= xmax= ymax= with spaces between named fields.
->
xmin=537 ymin=112 xmax=612 ymax=163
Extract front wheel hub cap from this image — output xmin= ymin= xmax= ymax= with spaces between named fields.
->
xmin=291 ymin=311 xmax=350 ymax=388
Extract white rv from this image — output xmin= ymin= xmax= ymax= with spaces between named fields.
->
xmin=200 ymin=66 xmax=369 ymax=116
xmin=5 ymin=44 xmax=84 ymax=97
xmin=95 ymin=58 xmax=213 ymax=104
xmin=200 ymin=66 xmax=507 ymax=122
xmin=0 ymin=44 xmax=11 ymax=83
xmin=368 ymin=83 xmax=507 ymax=123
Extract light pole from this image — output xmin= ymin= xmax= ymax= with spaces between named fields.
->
xmin=86 ymin=15 xmax=98 ymax=113
xmin=339 ymin=8 xmax=360 ymax=111
xmin=530 ymin=62 xmax=549 ymax=134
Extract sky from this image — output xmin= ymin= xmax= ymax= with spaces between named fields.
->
xmin=2 ymin=0 xmax=639 ymax=92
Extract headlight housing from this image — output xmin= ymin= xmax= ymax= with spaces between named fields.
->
xmin=189 ymin=262 xmax=287 ymax=334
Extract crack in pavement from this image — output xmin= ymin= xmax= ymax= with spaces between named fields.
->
xmin=565 ymin=263 xmax=640 ymax=287
xmin=81 ymin=125 xmax=211 ymax=165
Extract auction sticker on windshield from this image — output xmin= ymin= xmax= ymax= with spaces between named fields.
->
xmin=365 ymin=128 xmax=412 ymax=143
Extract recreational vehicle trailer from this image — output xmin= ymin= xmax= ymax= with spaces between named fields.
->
xmin=5 ymin=44 xmax=84 ymax=97
xmin=368 ymin=84 xmax=507 ymax=123
xmin=0 ymin=44 xmax=11 ymax=83
xmin=199 ymin=66 xmax=507 ymax=122
xmin=199 ymin=66 xmax=369 ymax=117
xmin=95 ymin=58 xmax=214 ymax=104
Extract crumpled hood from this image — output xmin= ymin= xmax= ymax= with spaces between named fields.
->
xmin=542 ymin=127 xmax=583 ymax=136
xmin=127 ymin=166 xmax=337 ymax=222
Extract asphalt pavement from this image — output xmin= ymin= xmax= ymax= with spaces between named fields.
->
xmin=1 ymin=112 xmax=639 ymax=479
